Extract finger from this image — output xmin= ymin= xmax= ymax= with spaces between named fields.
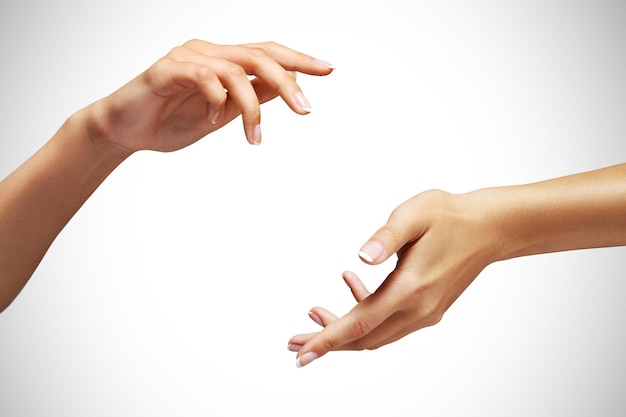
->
xmin=249 ymin=71 xmax=297 ymax=105
xmin=216 ymin=44 xmax=312 ymax=115
xmin=167 ymin=46 xmax=262 ymax=144
xmin=307 ymin=271 xmax=371 ymax=329
xmin=242 ymin=41 xmax=335 ymax=75
xmin=147 ymin=57 xmax=227 ymax=106
xmin=218 ymin=70 xmax=262 ymax=145
xmin=186 ymin=39 xmax=334 ymax=76
xmin=184 ymin=41 xmax=318 ymax=115
xmin=308 ymin=307 xmax=339 ymax=327
xmin=289 ymin=309 xmax=412 ymax=357
xmin=357 ymin=197 xmax=427 ymax=265
xmin=342 ymin=271 xmax=371 ymax=302
xmin=295 ymin=288 xmax=398 ymax=368
xmin=287 ymin=332 xmax=318 ymax=352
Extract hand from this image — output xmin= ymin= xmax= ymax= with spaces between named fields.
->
xmin=85 ymin=40 xmax=334 ymax=152
xmin=288 ymin=190 xmax=498 ymax=367
xmin=287 ymin=270 xmax=371 ymax=353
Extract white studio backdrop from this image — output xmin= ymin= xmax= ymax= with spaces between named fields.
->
xmin=1 ymin=1 xmax=625 ymax=416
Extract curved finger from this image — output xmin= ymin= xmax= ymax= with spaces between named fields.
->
xmin=249 ymin=71 xmax=296 ymax=106
xmin=308 ymin=272 xmax=370 ymax=327
xmin=358 ymin=196 xmax=431 ymax=265
xmin=295 ymin=289 xmax=398 ymax=368
xmin=183 ymin=41 xmax=317 ymax=115
xmin=146 ymin=57 xmax=227 ymax=105
xmin=167 ymin=46 xmax=262 ymax=144
xmin=215 ymin=44 xmax=312 ymax=115
xmin=342 ymin=270 xmax=371 ymax=302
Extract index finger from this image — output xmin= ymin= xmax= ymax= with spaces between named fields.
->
xmin=241 ymin=41 xmax=335 ymax=75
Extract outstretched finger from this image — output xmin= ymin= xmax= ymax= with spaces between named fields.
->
xmin=242 ymin=41 xmax=335 ymax=76
xmin=287 ymin=332 xmax=317 ymax=352
xmin=308 ymin=307 xmax=338 ymax=327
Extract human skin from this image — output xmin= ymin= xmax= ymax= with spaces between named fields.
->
xmin=0 ymin=40 xmax=334 ymax=313
xmin=289 ymin=163 xmax=626 ymax=367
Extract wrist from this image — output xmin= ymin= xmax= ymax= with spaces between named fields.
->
xmin=474 ymin=182 xmax=575 ymax=262
xmin=461 ymin=187 xmax=516 ymax=265
xmin=46 ymin=106 xmax=134 ymax=193
xmin=69 ymin=104 xmax=136 ymax=162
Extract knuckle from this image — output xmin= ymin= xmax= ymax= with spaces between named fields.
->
xmin=167 ymin=45 xmax=186 ymax=59
xmin=378 ymin=223 xmax=403 ymax=248
xmin=256 ymin=41 xmax=279 ymax=53
xmin=182 ymin=39 xmax=198 ymax=47
xmin=418 ymin=300 xmax=444 ymax=327
xmin=247 ymin=46 xmax=269 ymax=60
xmin=182 ymin=39 xmax=205 ymax=49
xmin=149 ymin=56 xmax=169 ymax=73
xmin=321 ymin=337 xmax=337 ymax=353
xmin=224 ymin=63 xmax=247 ymax=79
xmin=350 ymin=315 xmax=373 ymax=339
xmin=423 ymin=311 xmax=444 ymax=328
xmin=353 ymin=338 xmax=373 ymax=351
xmin=144 ymin=58 xmax=171 ymax=87
xmin=195 ymin=64 xmax=214 ymax=80
xmin=404 ymin=279 xmax=444 ymax=327
xmin=215 ymin=91 xmax=228 ymax=105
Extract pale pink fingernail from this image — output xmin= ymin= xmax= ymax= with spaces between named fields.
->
xmin=309 ymin=311 xmax=323 ymax=327
xmin=288 ymin=343 xmax=303 ymax=352
xmin=252 ymin=124 xmax=261 ymax=145
xmin=296 ymin=352 xmax=318 ymax=368
xmin=210 ymin=110 xmax=221 ymax=125
xmin=358 ymin=240 xmax=384 ymax=263
xmin=315 ymin=59 xmax=335 ymax=69
xmin=294 ymin=91 xmax=312 ymax=113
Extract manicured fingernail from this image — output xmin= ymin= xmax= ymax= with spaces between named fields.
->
xmin=296 ymin=352 xmax=318 ymax=368
xmin=252 ymin=124 xmax=261 ymax=145
xmin=358 ymin=241 xmax=384 ymax=263
xmin=316 ymin=59 xmax=335 ymax=69
xmin=294 ymin=91 xmax=312 ymax=113
xmin=309 ymin=311 xmax=323 ymax=327
xmin=288 ymin=343 xmax=303 ymax=352
xmin=210 ymin=110 xmax=221 ymax=125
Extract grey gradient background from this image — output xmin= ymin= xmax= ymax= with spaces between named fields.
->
xmin=1 ymin=0 xmax=625 ymax=416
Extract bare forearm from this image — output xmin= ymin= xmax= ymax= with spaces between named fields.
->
xmin=484 ymin=163 xmax=626 ymax=262
xmin=0 ymin=108 xmax=132 ymax=312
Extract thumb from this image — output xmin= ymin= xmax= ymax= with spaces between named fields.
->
xmin=358 ymin=200 xmax=425 ymax=265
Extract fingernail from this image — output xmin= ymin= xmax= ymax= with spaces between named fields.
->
xmin=316 ymin=59 xmax=335 ymax=69
xmin=358 ymin=241 xmax=384 ymax=263
xmin=309 ymin=311 xmax=324 ymax=327
xmin=288 ymin=343 xmax=303 ymax=352
xmin=210 ymin=110 xmax=221 ymax=125
xmin=296 ymin=352 xmax=318 ymax=368
xmin=252 ymin=124 xmax=261 ymax=145
xmin=294 ymin=91 xmax=312 ymax=113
